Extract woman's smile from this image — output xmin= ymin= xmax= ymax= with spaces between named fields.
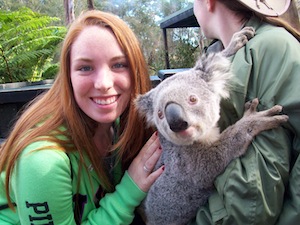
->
xmin=92 ymin=95 xmax=119 ymax=106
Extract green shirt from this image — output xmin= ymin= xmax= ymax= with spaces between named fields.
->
xmin=0 ymin=139 xmax=146 ymax=224
xmin=189 ymin=17 xmax=300 ymax=225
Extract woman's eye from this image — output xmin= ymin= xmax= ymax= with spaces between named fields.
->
xmin=113 ymin=62 xmax=128 ymax=69
xmin=79 ymin=66 xmax=92 ymax=71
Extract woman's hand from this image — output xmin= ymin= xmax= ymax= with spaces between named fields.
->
xmin=127 ymin=132 xmax=164 ymax=192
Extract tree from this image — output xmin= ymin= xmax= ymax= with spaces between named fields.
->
xmin=93 ymin=0 xmax=198 ymax=73
xmin=64 ymin=0 xmax=75 ymax=25
xmin=0 ymin=7 xmax=66 ymax=83
xmin=87 ymin=0 xmax=95 ymax=10
xmin=0 ymin=0 xmax=66 ymax=23
xmin=3 ymin=0 xmax=297 ymax=78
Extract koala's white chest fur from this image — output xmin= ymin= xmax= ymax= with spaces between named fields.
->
xmin=159 ymin=134 xmax=211 ymax=185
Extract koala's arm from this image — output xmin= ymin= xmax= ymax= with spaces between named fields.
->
xmin=199 ymin=99 xmax=288 ymax=187
xmin=220 ymin=98 xmax=288 ymax=151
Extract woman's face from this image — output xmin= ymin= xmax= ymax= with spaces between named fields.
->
xmin=70 ymin=25 xmax=132 ymax=125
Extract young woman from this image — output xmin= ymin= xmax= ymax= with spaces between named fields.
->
xmin=0 ymin=10 xmax=164 ymax=224
xmin=190 ymin=0 xmax=300 ymax=224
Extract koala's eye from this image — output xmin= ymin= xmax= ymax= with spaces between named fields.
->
xmin=158 ymin=110 xmax=164 ymax=119
xmin=189 ymin=95 xmax=198 ymax=104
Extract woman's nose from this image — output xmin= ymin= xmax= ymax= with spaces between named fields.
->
xmin=94 ymin=68 xmax=113 ymax=91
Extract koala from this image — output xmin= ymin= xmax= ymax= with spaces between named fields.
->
xmin=135 ymin=27 xmax=289 ymax=225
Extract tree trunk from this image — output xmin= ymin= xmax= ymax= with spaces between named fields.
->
xmin=64 ymin=0 xmax=75 ymax=25
xmin=87 ymin=0 xmax=94 ymax=10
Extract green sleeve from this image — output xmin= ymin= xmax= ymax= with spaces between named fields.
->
xmin=84 ymin=172 xmax=146 ymax=225
xmin=0 ymin=173 xmax=19 ymax=224
xmin=11 ymin=142 xmax=76 ymax=225
xmin=5 ymin=141 xmax=146 ymax=225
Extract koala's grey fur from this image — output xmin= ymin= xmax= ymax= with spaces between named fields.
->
xmin=135 ymin=27 xmax=289 ymax=225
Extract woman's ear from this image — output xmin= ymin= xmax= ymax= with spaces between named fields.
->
xmin=206 ymin=0 xmax=216 ymax=12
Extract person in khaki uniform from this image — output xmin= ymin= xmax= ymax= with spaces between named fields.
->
xmin=189 ymin=0 xmax=300 ymax=224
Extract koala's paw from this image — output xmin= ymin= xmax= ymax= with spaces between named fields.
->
xmin=222 ymin=26 xmax=255 ymax=57
xmin=241 ymin=98 xmax=289 ymax=137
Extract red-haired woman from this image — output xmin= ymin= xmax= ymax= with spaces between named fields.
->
xmin=0 ymin=10 xmax=164 ymax=224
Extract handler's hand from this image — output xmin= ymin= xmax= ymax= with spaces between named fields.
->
xmin=127 ymin=132 xmax=164 ymax=192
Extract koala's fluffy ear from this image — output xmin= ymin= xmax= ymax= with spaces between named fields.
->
xmin=134 ymin=90 xmax=155 ymax=126
xmin=206 ymin=69 xmax=231 ymax=99
xmin=195 ymin=53 xmax=232 ymax=99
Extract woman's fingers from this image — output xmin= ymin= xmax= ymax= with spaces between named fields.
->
xmin=140 ymin=131 xmax=160 ymax=157
xmin=127 ymin=132 xmax=164 ymax=192
xmin=144 ymin=165 xmax=165 ymax=188
xmin=143 ymin=144 xmax=162 ymax=173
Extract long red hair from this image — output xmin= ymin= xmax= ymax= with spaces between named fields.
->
xmin=0 ymin=10 xmax=153 ymax=208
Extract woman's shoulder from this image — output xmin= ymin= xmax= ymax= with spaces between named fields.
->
xmin=250 ymin=22 xmax=299 ymax=52
xmin=10 ymin=140 xmax=73 ymax=192
xmin=19 ymin=140 xmax=70 ymax=169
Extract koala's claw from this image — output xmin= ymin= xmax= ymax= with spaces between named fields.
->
xmin=222 ymin=26 xmax=255 ymax=57
xmin=244 ymin=98 xmax=259 ymax=112
xmin=244 ymin=98 xmax=286 ymax=117
xmin=241 ymin=26 xmax=256 ymax=39
xmin=241 ymin=98 xmax=289 ymax=136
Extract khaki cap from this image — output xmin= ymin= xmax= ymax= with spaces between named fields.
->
xmin=237 ymin=0 xmax=291 ymax=16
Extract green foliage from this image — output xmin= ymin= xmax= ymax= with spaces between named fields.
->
xmin=93 ymin=0 xmax=197 ymax=74
xmin=0 ymin=0 xmax=202 ymax=78
xmin=167 ymin=28 xmax=200 ymax=69
xmin=0 ymin=7 xmax=66 ymax=83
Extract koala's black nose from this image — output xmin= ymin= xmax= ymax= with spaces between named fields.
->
xmin=165 ymin=103 xmax=188 ymax=132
